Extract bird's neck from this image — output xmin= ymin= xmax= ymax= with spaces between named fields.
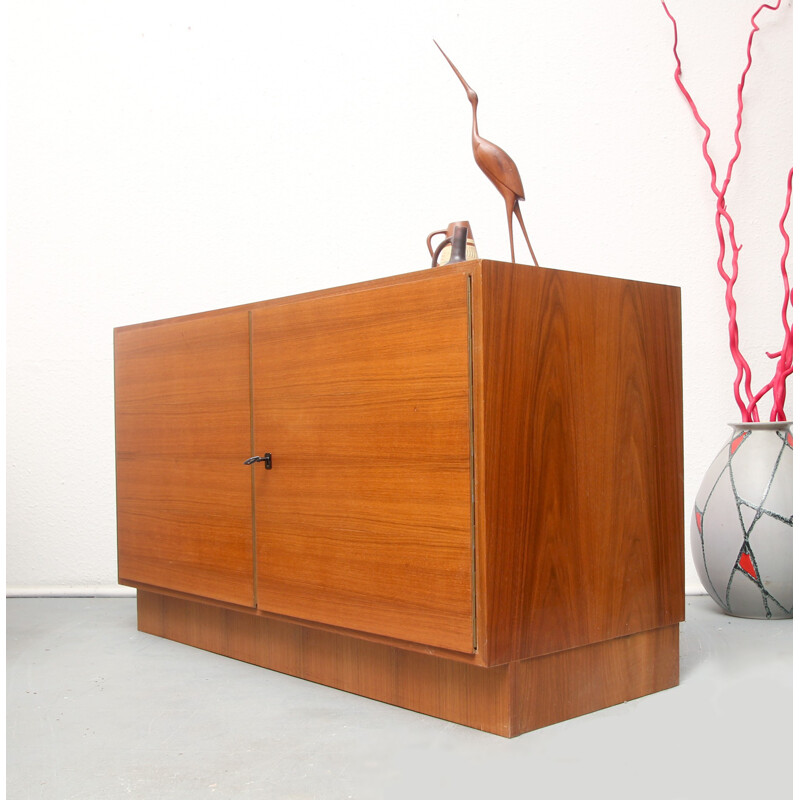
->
xmin=471 ymin=105 xmax=479 ymax=139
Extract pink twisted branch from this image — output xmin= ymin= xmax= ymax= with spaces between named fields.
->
xmin=768 ymin=168 xmax=793 ymax=421
xmin=746 ymin=169 xmax=794 ymax=421
xmin=662 ymin=0 xmax=791 ymax=422
xmin=744 ymin=170 xmax=793 ymax=420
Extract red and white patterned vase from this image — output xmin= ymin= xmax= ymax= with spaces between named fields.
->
xmin=691 ymin=421 xmax=793 ymax=619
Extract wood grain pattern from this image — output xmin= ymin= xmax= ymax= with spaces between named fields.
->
xmin=137 ymin=590 xmax=679 ymax=737
xmin=478 ymin=263 xmax=684 ymax=664
xmin=250 ymin=275 xmax=475 ymax=653
xmin=115 ymin=312 xmax=255 ymax=606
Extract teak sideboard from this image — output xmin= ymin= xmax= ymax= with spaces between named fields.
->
xmin=114 ymin=259 xmax=684 ymax=737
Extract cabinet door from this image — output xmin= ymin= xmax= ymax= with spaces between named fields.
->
xmin=251 ymin=274 xmax=475 ymax=652
xmin=115 ymin=312 xmax=255 ymax=607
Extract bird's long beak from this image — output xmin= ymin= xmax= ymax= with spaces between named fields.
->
xmin=434 ymin=40 xmax=475 ymax=99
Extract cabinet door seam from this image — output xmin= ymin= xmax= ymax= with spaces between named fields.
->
xmin=248 ymin=309 xmax=258 ymax=608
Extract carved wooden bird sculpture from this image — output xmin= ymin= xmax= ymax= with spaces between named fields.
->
xmin=435 ymin=41 xmax=539 ymax=266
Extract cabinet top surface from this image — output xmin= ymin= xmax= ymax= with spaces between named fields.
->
xmin=114 ymin=260 xmax=680 ymax=333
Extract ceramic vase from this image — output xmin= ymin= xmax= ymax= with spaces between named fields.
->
xmin=691 ymin=421 xmax=793 ymax=619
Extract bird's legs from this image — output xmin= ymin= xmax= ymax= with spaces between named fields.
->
xmin=513 ymin=202 xmax=539 ymax=267
xmin=505 ymin=194 xmax=517 ymax=264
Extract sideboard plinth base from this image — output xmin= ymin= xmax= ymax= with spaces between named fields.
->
xmin=136 ymin=590 xmax=679 ymax=737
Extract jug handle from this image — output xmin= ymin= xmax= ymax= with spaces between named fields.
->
xmin=431 ymin=236 xmax=453 ymax=268
xmin=427 ymin=229 xmax=447 ymax=257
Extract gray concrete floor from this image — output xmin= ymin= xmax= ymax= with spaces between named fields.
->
xmin=6 ymin=596 xmax=792 ymax=800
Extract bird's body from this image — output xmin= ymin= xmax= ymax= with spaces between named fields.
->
xmin=435 ymin=41 xmax=539 ymax=267
xmin=474 ymin=137 xmax=524 ymax=199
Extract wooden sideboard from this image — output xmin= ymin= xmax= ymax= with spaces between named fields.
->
xmin=115 ymin=259 xmax=684 ymax=737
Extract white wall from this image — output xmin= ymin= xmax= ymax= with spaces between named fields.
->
xmin=7 ymin=0 xmax=792 ymax=596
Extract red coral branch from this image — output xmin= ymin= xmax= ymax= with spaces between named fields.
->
xmin=662 ymin=0 xmax=790 ymax=422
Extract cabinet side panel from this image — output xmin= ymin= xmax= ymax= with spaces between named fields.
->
xmin=115 ymin=312 xmax=255 ymax=607
xmin=481 ymin=264 xmax=684 ymax=663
